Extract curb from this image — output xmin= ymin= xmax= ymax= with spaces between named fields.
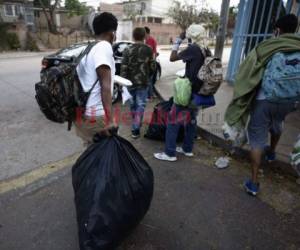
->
xmin=154 ymin=84 xmax=299 ymax=179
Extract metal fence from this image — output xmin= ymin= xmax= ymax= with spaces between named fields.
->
xmin=226 ymin=0 xmax=300 ymax=83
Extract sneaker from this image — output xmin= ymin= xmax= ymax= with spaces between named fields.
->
xmin=176 ymin=147 xmax=194 ymax=157
xmin=244 ymin=179 xmax=260 ymax=196
xmin=154 ymin=152 xmax=177 ymax=162
xmin=131 ymin=130 xmax=140 ymax=139
xmin=264 ymin=146 xmax=276 ymax=162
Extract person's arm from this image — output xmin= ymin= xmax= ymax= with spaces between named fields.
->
xmin=96 ymin=65 xmax=114 ymax=135
xmin=149 ymin=48 xmax=156 ymax=75
xmin=92 ymin=42 xmax=116 ymax=136
xmin=170 ymin=32 xmax=186 ymax=62
xmin=120 ymin=48 xmax=129 ymax=79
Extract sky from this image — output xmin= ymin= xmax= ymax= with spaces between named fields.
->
xmin=81 ymin=0 xmax=241 ymax=14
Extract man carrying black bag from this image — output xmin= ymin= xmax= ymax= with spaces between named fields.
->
xmin=75 ymin=12 xmax=118 ymax=146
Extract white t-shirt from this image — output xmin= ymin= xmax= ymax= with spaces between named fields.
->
xmin=76 ymin=41 xmax=115 ymax=117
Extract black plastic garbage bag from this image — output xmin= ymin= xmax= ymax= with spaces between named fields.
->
xmin=144 ymin=98 xmax=184 ymax=142
xmin=72 ymin=134 xmax=154 ymax=250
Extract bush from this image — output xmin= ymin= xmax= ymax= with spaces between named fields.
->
xmin=26 ymin=33 xmax=39 ymax=51
xmin=6 ymin=33 xmax=21 ymax=50
xmin=0 ymin=24 xmax=9 ymax=51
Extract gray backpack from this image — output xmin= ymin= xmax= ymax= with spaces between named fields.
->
xmin=197 ymin=48 xmax=223 ymax=96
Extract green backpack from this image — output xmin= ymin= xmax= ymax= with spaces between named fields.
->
xmin=173 ymin=77 xmax=192 ymax=106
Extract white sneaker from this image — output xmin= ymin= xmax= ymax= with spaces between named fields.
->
xmin=176 ymin=147 xmax=194 ymax=157
xmin=154 ymin=152 xmax=177 ymax=162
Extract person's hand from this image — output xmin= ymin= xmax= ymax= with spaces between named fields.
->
xmin=179 ymin=31 xmax=186 ymax=40
xmin=98 ymin=123 xmax=118 ymax=137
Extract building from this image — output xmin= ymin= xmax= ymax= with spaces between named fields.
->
xmin=122 ymin=0 xmax=173 ymax=24
xmin=98 ymin=1 xmax=180 ymax=44
xmin=0 ymin=0 xmax=35 ymax=29
xmin=99 ymin=2 xmax=124 ymax=19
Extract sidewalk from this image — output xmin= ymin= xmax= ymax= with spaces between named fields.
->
xmin=1 ymin=103 xmax=300 ymax=250
xmin=155 ymin=65 xmax=300 ymax=175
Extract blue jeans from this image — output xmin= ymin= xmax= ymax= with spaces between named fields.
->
xmin=129 ymin=87 xmax=148 ymax=132
xmin=165 ymin=105 xmax=198 ymax=157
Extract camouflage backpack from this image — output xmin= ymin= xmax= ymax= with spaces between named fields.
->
xmin=35 ymin=42 xmax=97 ymax=130
xmin=197 ymin=47 xmax=223 ymax=96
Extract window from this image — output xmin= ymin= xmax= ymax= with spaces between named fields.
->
xmin=4 ymin=4 xmax=23 ymax=17
xmin=15 ymin=5 xmax=21 ymax=16
xmin=4 ymin=4 xmax=14 ymax=16
xmin=155 ymin=18 xmax=162 ymax=24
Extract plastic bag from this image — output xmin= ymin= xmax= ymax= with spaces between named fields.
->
xmin=72 ymin=134 xmax=154 ymax=250
xmin=144 ymin=98 xmax=184 ymax=142
xmin=173 ymin=77 xmax=192 ymax=107
xmin=222 ymin=122 xmax=247 ymax=147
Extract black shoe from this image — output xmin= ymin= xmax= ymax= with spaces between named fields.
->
xmin=131 ymin=130 xmax=140 ymax=139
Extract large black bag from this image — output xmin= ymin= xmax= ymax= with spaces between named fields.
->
xmin=144 ymin=98 xmax=184 ymax=142
xmin=72 ymin=134 xmax=154 ymax=250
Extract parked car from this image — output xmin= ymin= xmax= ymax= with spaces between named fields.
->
xmin=40 ymin=41 xmax=161 ymax=103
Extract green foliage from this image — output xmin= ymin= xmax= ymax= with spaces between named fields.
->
xmin=6 ymin=33 xmax=21 ymax=50
xmin=124 ymin=2 xmax=140 ymax=20
xmin=199 ymin=9 xmax=220 ymax=34
xmin=65 ymin=0 xmax=88 ymax=17
xmin=26 ymin=33 xmax=40 ymax=51
xmin=168 ymin=1 xmax=201 ymax=30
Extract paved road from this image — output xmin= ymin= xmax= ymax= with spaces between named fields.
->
xmin=0 ymin=56 xmax=84 ymax=181
xmin=1 ymin=51 xmax=300 ymax=249
xmin=1 ymin=107 xmax=300 ymax=250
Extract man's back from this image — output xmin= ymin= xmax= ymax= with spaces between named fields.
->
xmin=146 ymin=36 xmax=157 ymax=56
xmin=121 ymin=43 xmax=155 ymax=88
xmin=76 ymin=41 xmax=115 ymax=116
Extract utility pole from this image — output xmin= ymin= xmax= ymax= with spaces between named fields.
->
xmin=214 ymin=0 xmax=230 ymax=60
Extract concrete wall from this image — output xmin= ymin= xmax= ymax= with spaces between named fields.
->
xmin=35 ymin=11 xmax=84 ymax=32
xmin=117 ymin=20 xmax=133 ymax=41
xmin=133 ymin=21 xmax=181 ymax=44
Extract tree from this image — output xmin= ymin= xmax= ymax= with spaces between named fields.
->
xmin=227 ymin=6 xmax=238 ymax=36
xmin=168 ymin=1 xmax=201 ymax=30
xmin=65 ymin=0 xmax=88 ymax=17
xmin=199 ymin=8 xmax=220 ymax=35
xmin=34 ymin=0 xmax=61 ymax=34
xmin=123 ymin=1 xmax=141 ymax=21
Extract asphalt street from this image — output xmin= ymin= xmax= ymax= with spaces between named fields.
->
xmin=1 ymin=115 xmax=300 ymax=250
xmin=1 ymin=48 xmax=300 ymax=250
xmin=0 ymin=50 xmax=186 ymax=182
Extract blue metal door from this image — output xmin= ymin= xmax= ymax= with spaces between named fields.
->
xmin=226 ymin=0 xmax=300 ymax=83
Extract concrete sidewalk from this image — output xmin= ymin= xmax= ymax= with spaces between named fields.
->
xmin=155 ymin=68 xmax=300 ymax=174
xmin=1 ymin=103 xmax=300 ymax=250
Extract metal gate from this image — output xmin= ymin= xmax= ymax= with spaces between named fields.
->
xmin=226 ymin=0 xmax=300 ymax=83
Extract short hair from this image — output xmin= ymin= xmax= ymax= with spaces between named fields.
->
xmin=275 ymin=14 xmax=298 ymax=34
xmin=133 ymin=27 xmax=146 ymax=41
xmin=93 ymin=12 xmax=118 ymax=36
xmin=144 ymin=26 xmax=150 ymax=34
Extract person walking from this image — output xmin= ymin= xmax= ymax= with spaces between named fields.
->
xmin=121 ymin=27 xmax=156 ymax=139
xmin=74 ymin=12 xmax=118 ymax=146
xmin=145 ymin=26 xmax=158 ymax=99
xmin=154 ymin=24 xmax=206 ymax=161
xmin=244 ymin=14 xmax=300 ymax=196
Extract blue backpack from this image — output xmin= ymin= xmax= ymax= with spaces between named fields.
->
xmin=262 ymin=52 xmax=300 ymax=102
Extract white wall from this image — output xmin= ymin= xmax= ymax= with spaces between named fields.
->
xmin=150 ymin=0 xmax=172 ymax=17
xmin=116 ymin=20 xmax=133 ymax=41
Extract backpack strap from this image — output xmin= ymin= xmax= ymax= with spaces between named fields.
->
xmin=75 ymin=41 xmax=97 ymax=65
